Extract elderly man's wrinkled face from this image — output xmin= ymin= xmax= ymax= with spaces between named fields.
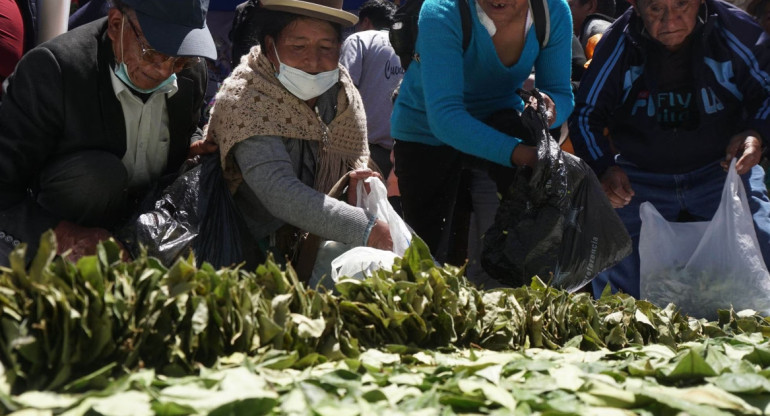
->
xmin=267 ymin=18 xmax=340 ymax=75
xmin=634 ymin=0 xmax=703 ymax=51
xmin=107 ymin=8 xmax=194 ymax=90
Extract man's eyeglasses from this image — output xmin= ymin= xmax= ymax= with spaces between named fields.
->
xmin=125 ymin=16 xmax=201 ymax=71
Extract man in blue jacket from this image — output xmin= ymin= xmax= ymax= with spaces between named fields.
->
xmin=569 ymin=0 xmax=770 ymax=298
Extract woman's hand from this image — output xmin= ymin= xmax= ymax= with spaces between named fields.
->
xmin=541 ymin=93 xmax=556 ymax=127
xmin=366 ymin=219 xmax=393 ymax=251
xmin=522 ymin=89 xmax=556 ymax=126
xmin=722 ymin=130 xmax=763 ymax=175
xmin=510 ymin=144 xmax=537 ymax=167
xmin=188 ymin=139 xmax=218 ymax=158
xmin=348 ymin=168 xmax=392 ymax=250
xmin=347 ymin=168 xmax=383 ymax=205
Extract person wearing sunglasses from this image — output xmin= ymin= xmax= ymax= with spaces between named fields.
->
xmin=0 ymin=0 xmax=218 ymax=266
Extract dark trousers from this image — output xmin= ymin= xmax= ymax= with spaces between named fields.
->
xmin=35 ymin=150 xmax=130 ymax=228
xmin=369 ymin=143 xmax=393 ymax=179
xmin=394 ymin=140 xmax=465 ymax=265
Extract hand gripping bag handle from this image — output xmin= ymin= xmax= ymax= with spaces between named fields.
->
xmin=356 ymin=177 xmax=412 ymax=256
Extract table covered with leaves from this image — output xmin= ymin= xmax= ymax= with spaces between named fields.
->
xmin=1 ymin=232 xmax=770 ymax=415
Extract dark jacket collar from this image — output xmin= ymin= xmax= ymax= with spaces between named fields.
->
xmin=96 ymin=20 xmax=128 ymax=157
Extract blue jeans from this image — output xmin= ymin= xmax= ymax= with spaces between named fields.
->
xmin=591 ymin=158 xmax=770 ymax=299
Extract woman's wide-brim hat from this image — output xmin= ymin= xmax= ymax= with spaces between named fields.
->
xmin=260 ymin=0 xmax=359 ymax=27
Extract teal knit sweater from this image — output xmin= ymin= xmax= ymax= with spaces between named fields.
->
xmin=390 ymin=0 xmax=574 ymax=167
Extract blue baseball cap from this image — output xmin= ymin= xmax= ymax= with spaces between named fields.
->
xmin=121 ymin=0 xmax=217 ymax=61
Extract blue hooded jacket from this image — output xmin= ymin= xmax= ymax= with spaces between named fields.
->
xmin=569 ymin=0 xmax=770 ymax=175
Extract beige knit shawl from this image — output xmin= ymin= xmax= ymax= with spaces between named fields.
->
xmin=205 ymin=45 xmax=369 ymax=194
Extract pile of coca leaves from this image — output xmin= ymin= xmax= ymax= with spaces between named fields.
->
xmin=0 ymin=231 xmax=767 ymax=396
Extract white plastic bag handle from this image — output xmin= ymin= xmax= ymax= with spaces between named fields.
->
xmin=356 ymin=177 xmax=412 ymax=256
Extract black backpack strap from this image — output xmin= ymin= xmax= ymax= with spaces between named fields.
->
xmin=528 ymin=0 xmax=550 ymax=48
xmin=407 ymin=0 xmax=472 ymax=65
xmin=460 ymin=0 xmax=472 ymax=51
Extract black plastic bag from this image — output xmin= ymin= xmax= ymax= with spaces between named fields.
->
xmin=116 ymin=153 xmax=258 ymax=268
xmin=481 ymin=90 xmax=631 ymax=292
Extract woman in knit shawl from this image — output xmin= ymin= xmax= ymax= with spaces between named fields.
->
xmin=204 ymin=0 xmax=393 ymax=285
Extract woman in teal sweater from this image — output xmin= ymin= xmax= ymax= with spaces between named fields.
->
xmin=391 ymin=0 xmax=574 ymax=269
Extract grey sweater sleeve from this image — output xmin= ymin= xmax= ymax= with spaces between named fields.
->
xmin=233 ymin=135 xmax=373 ymax=246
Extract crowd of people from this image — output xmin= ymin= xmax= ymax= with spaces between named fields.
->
xmin=0 ymin=0 xmax=769 ymax=299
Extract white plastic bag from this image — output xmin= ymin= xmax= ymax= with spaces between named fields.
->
xmin=326 ymin=177 xmax=412 ymax=283
xmin=331 ymin=246 xmax=399 ymax=282
xmin=356 ymin=177 xmax=412 ymax=256
xmin=639 ymin=159 xmax=770 ymax=319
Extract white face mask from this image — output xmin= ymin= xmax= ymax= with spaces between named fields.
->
xmin=272 ymin=44 xmax=339 ymax=101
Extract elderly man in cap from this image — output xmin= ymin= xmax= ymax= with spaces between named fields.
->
xmin=0 ymin=0 xmax=217 ymax=265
